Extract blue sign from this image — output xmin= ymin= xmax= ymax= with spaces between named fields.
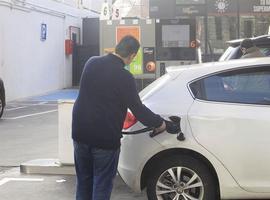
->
xmin=40 ymin=23 xmax=47 ymax=41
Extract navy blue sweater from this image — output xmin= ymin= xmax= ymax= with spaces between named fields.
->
xmin=72 ymin=54 xmax=163 ymax=149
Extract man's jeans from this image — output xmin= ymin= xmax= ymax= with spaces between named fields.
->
xmin=73 ymin=141 xmax=120 ymax=200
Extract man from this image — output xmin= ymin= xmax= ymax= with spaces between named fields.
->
xmin=240 ymin=38 xmax=265 ymax=59
xmin=72 ymin=35 xmax=166 ymax=200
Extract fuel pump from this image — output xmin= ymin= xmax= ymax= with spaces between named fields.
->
xmin=155 ymin=19 xmax=197 ymax=77
xmin=100 ymin=18 xmax=197 ymax=90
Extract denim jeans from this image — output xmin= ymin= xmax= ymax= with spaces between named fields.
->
xmin=73 ymin=141 xmax=120 ymax=200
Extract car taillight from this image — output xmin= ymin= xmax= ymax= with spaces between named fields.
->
xmin=123 ymin=112 xmax=137 ymax=129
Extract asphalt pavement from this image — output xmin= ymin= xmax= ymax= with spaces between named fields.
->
xmin=0 ymin=89 xmax=147 ymax=200
xmin=0 ymin=167 xmax=147 ymax=200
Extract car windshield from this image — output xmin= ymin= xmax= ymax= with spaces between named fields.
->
xmin=219 ymin=46 xmax=239 ymax=61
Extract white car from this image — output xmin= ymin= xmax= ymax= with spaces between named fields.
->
xmin=119 ymin=57 xmax=270 ymax=200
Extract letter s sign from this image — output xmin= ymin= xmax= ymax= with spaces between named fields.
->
xmin=115 ymin=8 xmax=119 ymax=18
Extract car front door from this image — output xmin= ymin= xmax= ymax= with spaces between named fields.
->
xmin=188 ymin=65 xmax=270 ymax=193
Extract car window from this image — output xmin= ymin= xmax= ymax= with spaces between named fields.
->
xmin=260 ymin=47 xmax=270 ymax=57
xmin=190 ymin=66 xmax=270 ymax=105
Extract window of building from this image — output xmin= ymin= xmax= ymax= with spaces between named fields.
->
xmin=215 ymin=17 xmax=222 ymax=40
xmin=208 ymin=16 xmax=237 ymax=55
xmin=256 ymin=16 xmax=270 ymax=36
xmin=229 ymin=17 xmax=237 ymax=40
xmin=240 ymin=15 xmax=270 ymax=38
xmin=190 ymin=66 xmax=270 ymax=105
xmin=243 ymin=20 xmax=253 ymax=38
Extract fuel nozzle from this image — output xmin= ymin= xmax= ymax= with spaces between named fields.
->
xmin=166 ymin=116 xmax=185 ymax=141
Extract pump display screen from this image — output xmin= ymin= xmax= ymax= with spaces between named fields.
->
xmin=156 ymin=19 xmax=196 ymax=61
xmin=162 ymin=25 xmax=190 ymax=48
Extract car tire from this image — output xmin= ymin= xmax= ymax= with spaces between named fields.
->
xmin=146 ymin=155 xmax=218 ymax=200
xmin=0 ymin=97 xmax=4 ymax=118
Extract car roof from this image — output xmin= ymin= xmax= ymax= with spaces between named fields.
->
xmin=227 ymin=35 xmax=270 ymax=47
xmin=167 ymin=57 xmax=270 ymax=81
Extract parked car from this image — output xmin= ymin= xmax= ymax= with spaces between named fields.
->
xmin=0 ymin=78 xmax=6 ymax=118
xmin=119 ymin=57 xmax=270 ymax=200
xmin=219 ymin=35 xmax=270 ymax=61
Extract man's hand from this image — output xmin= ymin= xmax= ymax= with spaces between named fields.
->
xmin=149 ymin=121 xmax=166 ymax=138
xmin=154 ymin=121 xmax=166 ymax=133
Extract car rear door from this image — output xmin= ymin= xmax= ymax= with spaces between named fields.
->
xmin=188 ymin=65 xmax=270 ymax=193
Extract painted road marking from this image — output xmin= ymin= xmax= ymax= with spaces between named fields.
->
xmin=5 ymin=102 xmax=49 ymax=111
xmin=6 ymin=102 xmax=53 ymax=109
xmin=7 ymin=103 xmax=57 ymax=107
xmin=5 ymin=106 xmax=28 ymax=111
xmin=56 ymin=179 xmax=66 ymax=183
xmin=0 ymin=178 xmax=44 ymax=186
xmin=2 ymin=109 xmax=57 ymax=120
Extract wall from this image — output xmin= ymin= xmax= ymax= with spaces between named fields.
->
xmin=90 ymin=0 xmax=111 ymax=13
xmin=0 ymin=0 xmax=98 ymax=101
xmin=112 ymin=0 xmax=149 ymax=18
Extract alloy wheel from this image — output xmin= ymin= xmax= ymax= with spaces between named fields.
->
xmin=155 ymin=166 xmax=204 ymax=200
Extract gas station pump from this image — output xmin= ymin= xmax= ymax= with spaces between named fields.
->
xmin=100 ymin=18 xmax=197 ymax=90
xmin=155 ymin=19 xmax=197 ymax=77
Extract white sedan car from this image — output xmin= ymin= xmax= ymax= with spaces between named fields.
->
xmin=119 ymin=57 xmax=270 ymax=200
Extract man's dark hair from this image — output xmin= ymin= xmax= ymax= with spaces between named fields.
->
xmin=115 ymin=35 xmax=140 ymax=58
xmin=240 ymin=38 xmax=255 ymax=49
